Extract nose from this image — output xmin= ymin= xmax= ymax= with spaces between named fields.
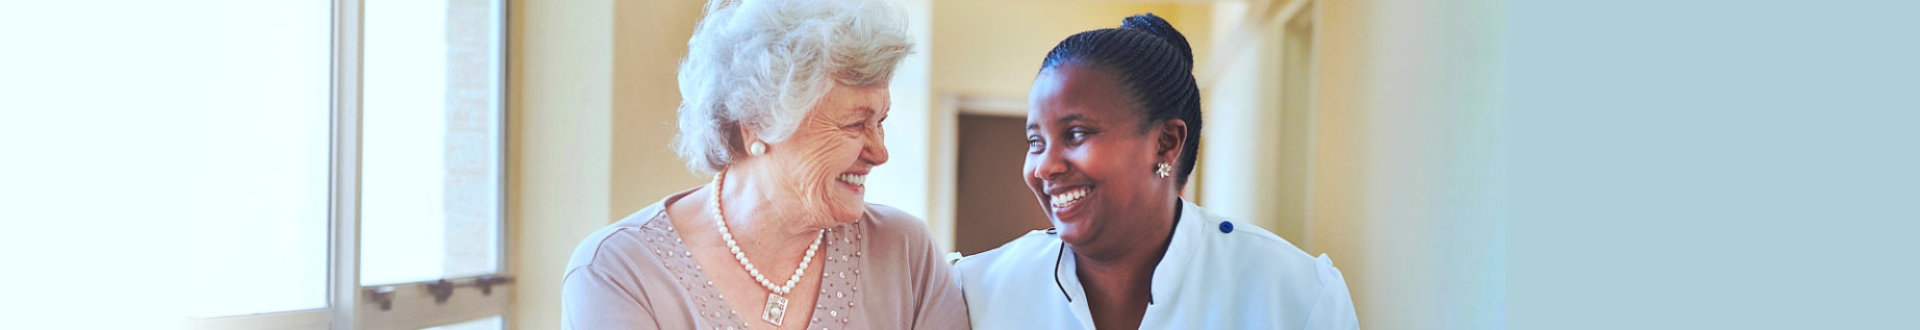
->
xmin=863 ymin=126 xmax=888 ymax=166
xmin=1030 ymin=143 xmax=1067 ymax=182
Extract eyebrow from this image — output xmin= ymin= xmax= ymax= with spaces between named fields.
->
xmin=1027 ymin=114 xmax=1092 ymax=131
xmin=847 ymin=107 xmax=876 ymax=120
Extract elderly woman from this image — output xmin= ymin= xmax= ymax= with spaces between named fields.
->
xmin=955 ymin=14 xmax=1358 ymax=329
xmin=560 ymin=0 xmax=967 ymax=329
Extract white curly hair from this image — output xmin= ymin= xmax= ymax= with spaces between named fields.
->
xmin=673 ymin=0 xmax=914 ymax=174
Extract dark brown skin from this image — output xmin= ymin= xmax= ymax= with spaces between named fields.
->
xmin=1024 ymin=64 xmax=1188 ymax=330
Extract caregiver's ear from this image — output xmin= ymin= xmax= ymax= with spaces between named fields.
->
xmin=1155 ymin=118 xmax=1187 ymax=161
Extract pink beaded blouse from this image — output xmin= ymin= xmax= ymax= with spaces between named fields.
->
xmin=561 ymin=188 xmax=970 ymax=329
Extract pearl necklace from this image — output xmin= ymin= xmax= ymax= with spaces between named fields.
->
xmin=710 ymin=170 xmax=823 ymax=326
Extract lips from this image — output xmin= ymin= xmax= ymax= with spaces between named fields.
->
xmin=1048 ymin=186 xmax=1092 ymax=208
xmin=836 ymin=172 xmax=867 ymax=186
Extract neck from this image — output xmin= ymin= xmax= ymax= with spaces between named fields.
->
xmin=715 ymin=169 xmax=823 ymax=255
xmin=1073 ymin=251 xmax=1161 ymax=300
xmin=1075 ymin=197 xmax=1175 ymax=326
xmin=1071 ymin=234 xmax=1167 ymax=330
xmin=1071 ymin=197 xmax=1182 ymax=319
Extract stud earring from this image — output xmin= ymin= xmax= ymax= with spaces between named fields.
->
xmin=749 ymin=140 xmax=767 ymax=156
xmin=1155 ymin=162 xmax=1172 ymax=179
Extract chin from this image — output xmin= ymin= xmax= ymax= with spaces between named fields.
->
xmin=1052 ymin=222 xmax=1095 ymax=247
xmin=827 ymin=198 xmax=866 ymax=223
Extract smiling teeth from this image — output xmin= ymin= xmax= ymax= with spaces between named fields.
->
xmin=837 ymin=173 xmax=866 ymax=186
xmin=1050 ymin=188 xmax=1090 ymax=208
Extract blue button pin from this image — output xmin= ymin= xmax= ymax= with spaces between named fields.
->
xmin=1219 ymin=221 xmax=1234 ymax=233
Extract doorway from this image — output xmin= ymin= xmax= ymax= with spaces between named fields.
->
xmin=953 ymin=114 xmax=1052 ymax=255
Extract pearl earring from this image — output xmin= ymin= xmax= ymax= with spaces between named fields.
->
xmin=1155 ymin=162 xmax=1172 ymax=179
xmin=749 ymin=141 xmax=767 ymax=156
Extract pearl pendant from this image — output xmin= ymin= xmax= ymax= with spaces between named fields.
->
xmin=762 ymin=292 xmax=790 ymax=326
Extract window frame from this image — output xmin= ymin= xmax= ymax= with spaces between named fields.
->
xmin=187 ymin=0 xmax=512 ymax=328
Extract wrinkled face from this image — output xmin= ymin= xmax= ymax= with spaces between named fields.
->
xmin=761 ymin=83 xmax=891 ymax=225
xmin=1025 ymin=65 xmax=1165 ymax=247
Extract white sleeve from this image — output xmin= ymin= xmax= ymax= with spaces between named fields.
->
xmin=1302 ymin=254 xmax=1359 ymax=329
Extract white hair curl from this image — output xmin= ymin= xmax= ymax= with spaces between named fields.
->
xmin=673 ymin=0 xmax=914 ymax=174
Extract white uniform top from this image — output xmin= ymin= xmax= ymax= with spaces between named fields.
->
xmin=955 ymin=200 xmax=1359 ymax=329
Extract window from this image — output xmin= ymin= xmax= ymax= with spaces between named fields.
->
xmin=361 ymin=0 xmax=506 ymax=287
xmin=186 ymin=0 xmax=334 ymax=321
xmin=188 ymin=0 xmax=510 ymax=329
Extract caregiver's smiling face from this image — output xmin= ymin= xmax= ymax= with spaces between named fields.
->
xmin=1024 ymin=64 xmax=1165 ymax=248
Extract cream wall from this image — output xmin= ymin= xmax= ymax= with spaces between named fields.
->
xmin=1194 ymin=0 xmax=1507 ymax=328
xmin=609 ymin=1 xmax=709 ymax=219
xmin=864 ymin=0 xmax=938 ymax=245
xmin=931 ymin=0 xmax=1213 ymax=101
xmin=506 ymin=0 xmax=612 ymax=328
xmin=1200 ymin=0 xmax=1295 ymax=241
xmin=508 ymin=0 xmax=705 ymax=329
xmin=1309 ymin=0 xmax=1505 ymax=327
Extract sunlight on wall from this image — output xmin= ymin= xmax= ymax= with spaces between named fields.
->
xmin=932 ymin=0 xmax=1212 ymax=101
xmin=1308 ymin=0 xmax=1506 ymax=328
xmin=508 ymin=0 xmax=620 ymax=328
xmin=1201 ymin=0 xmax=1505 ymax=328
xmin=863 ymin=0 xmax=935 ymax=235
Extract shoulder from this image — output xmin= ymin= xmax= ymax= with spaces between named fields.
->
xmin=568 ymin=188 xmax=703 ymax=275
xmin=859 ymin=203 xmax=936 ymax=246
xmin=951 ymin=229 xmax=1062 ymax=314
xmin=953 ymin=229 xmax=1057 ymax=281
xmin=1180 ymin=205 xmax=1355 ymax=327
xmin=1182 ymin=206 xmax=1336 ymax=285
xmin=1224 ymin=225 xmax=1317 ymax=266
xmin=564 ymin=207 xmax=668 ymax=277
xmin=1189 ymin=206 xmax=1337 ymax=288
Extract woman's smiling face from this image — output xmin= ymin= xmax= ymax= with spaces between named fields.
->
xmin=1024 ymin=65 xmax=1169 ymax=248
xmin=762 ymin=82 xmax=891 ymax=225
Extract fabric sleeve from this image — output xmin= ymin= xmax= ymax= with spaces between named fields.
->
xmin=868 ymin=205 xmax=973 ymax=330
xmin=560 ymin=244 xmax=661 ymax=329
xmin=910 ymin=231 xmax=972 ymax=329
xmin=1302 ymin=254 xmax=1360 ymax=330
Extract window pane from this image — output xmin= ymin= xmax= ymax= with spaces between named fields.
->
xmin=185 ymin=0 xmax=333 ymax=318
xmin=361 ymin=0 xmax=505 ymax=285
xmin=425 ymin=315 xmax=504 ymax=330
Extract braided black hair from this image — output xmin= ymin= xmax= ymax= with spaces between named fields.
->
xmin=1040 ymin=13 xmax=1203 ymax=187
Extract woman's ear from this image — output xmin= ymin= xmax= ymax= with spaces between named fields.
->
xmin=732 ymin=124 xmax=761 ymax=156
xmin=1157 ymin=118 xmax=1188 ymax=162
xmin=737 ymin=126 xmax=758 ymax=145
